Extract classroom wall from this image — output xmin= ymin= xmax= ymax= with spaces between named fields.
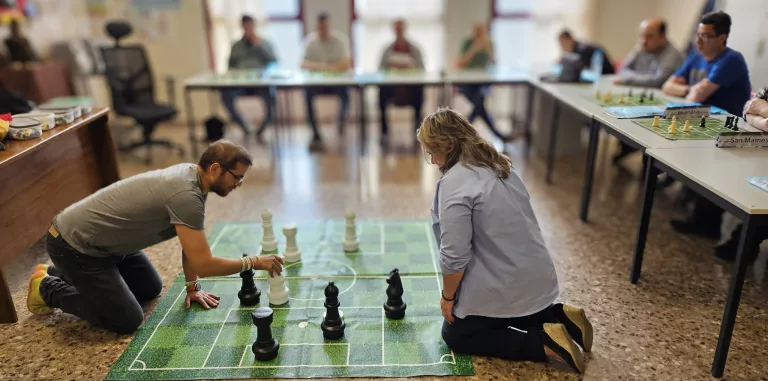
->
xmin=722 ymin=0 xmax=768 ymax=88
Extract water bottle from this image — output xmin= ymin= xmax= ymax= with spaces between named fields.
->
xmin=591 ymin=49 xmax=603 ymax=77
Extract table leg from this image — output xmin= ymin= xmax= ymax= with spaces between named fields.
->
xmin=630 ymin=154 xmax=658 ymax=283
xmin=524 ymin=83 xmax=535 ymax=156
xmin=0 ymin=268 xmax=17 ymax=323
xmin=712 ymin=218 xmax=756 ymax=378
xmin=545 ymin=100 xmax=560 ymax=184
xmin=185 ymin=88 xmax=198 ymax=158
xmin=579 ymin=119 xmax=600 ymax=222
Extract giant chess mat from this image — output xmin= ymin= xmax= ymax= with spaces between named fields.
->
xmin=105 ymin=219 xmax=475 ymax=380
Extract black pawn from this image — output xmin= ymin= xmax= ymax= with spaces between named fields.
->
xmin=251 ymin=307 xmax=279 ymax=361
xmin=700 ymin=116 xmax=707 ymax=128
xmin=649 ymin=92 xmax=654 ymax=101
xmin=321 ymin=281 xmax=345 ymax=340
xmin=734 ymin=118 xmax=740 ymax=130
xmin=239 ymin=254 xmax=261 ymax=306
xmin=383 ymin=268 xmax=406 ymax=319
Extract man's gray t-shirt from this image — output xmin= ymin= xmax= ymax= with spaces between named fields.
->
xmin=302 ymin=31 xmax=349 ymax=64
xmin=53 ymin=163 xmax=207 ymax=256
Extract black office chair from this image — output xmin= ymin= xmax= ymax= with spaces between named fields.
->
xmin=100 ymin=21 xmax=183 ymax=164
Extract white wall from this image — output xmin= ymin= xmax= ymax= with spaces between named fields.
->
xmin=723 ymin=0 xmax=768 ymax=89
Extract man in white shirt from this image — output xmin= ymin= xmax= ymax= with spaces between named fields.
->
xmin=377 ymin=19 xmax=425 ymax=145
xmin=301 ymin=12 xmax=352 ymax=151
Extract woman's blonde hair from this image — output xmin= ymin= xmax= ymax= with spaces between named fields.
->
xmin=416 ymin=107 xmax=511 ymax=178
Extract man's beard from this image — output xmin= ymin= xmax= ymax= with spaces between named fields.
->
xmin=211 ymin=180 xmax=232 ymax=197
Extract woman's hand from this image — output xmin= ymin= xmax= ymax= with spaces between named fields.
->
xmin=185 ymin=290 xmax=220 ymax=309
xmin=440 ymin=297 xmax=455 ymax=323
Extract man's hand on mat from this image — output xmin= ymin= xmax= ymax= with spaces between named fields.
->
xmin=186 ymin=290 xmax=220 ymax=310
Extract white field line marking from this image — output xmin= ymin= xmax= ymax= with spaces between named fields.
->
xmin=130 ymin=361 xmax=455 ymax=371
xmin=131 ymin=287 xmax=187 ymax=368
xmin=200 ymin=274 xmax=438 ymax=281
xmin=202 ymin=308 xmax=232 ymax=367
xmin=381 ymin=308 xmax=385 ymax=365
xmin=129 ymin=360 xmax=147 ymax=370
xmin=209 ymin=224 xmax=232 ymax=251
xmin=424 ymin=223 xmax=442 ymax=291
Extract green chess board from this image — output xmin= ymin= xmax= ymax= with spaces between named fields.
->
xmin=591 ymin=92 xmax=664 ymax=107
xmin=105 ymin=220 xmax=475 ymax=380
xmin=632 ymin=117 xmax=741 ymax=140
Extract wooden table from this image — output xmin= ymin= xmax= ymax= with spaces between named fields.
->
xmin=632 ymin=147 xmax=768 ymax=377
xmin=0 ymin=108 xmax=118 ymax=323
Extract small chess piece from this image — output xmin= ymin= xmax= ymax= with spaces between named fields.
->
xmin=251 ymin=307 xmax=280 ymax=361
xmin=668 ymin=119 xmax=677 ymax=134
xmin=239 ymin=254 xmax=261 ymax=306
xmin=321 ymin=281 xmax=345 ymax=340
xmin=282 ymin=224 xmax=301 ymax=263
xmin=267 ymin=272 xmax=289 ymax=305
xmin=652 ymin=116 xmax=660 ymax=128
xmin=700 ymin=116 xmax=707 ymax=128
xmin=261 ymin=209 xmax=278 ymax=252
xmin=683 ymin=119 xmax=691 ymax=132
xmin=618 ymin=94 xmax=625 ymax=104
xmin=595 ymin=90 xmax=601 ymax=100
xmin=383 ymin=268 xmax=406 ymax=319
xmin=343 ymin=210 xmax=359 ymax=252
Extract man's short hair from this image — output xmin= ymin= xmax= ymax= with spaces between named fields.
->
xmin=198 ymin=140 xmax=253 ymax=172
xmin=317 ymin=12 xmax=329 ymax=22
xmin=241 ymin=15 xmax=254 ymax=24
xmin=559 ymin=29 xmax=573 ymax=40
xmin=701 ymin=10 xmax=731 ymax=37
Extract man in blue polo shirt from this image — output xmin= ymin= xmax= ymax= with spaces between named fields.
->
xmin=662 ymin=11 xmax=751 ymax=115
xmin=662 ymin=10 xmax=752 ymax=238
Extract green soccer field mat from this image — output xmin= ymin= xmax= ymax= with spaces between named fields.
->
xmin=105 ymin=219 xmax=475 ymax=380
xmin=589 ymin=91 xmax=665 ymax=107
xmin=632 ymin=117 xmax=744 ymax=140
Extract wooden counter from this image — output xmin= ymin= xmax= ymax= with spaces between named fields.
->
xmin=0 ymin=108 xmax=118 ymax=323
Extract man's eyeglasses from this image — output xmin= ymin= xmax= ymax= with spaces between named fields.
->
xmin=222 ymin=166 xmax=244 ymax=184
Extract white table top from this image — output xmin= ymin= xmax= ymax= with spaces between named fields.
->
xmin=646 ymin=147 xmax=768 ymax=214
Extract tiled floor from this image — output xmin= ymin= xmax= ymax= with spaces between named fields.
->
xmin=1 ymin=120 xmax=768 ymax=381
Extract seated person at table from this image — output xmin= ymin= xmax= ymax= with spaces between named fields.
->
xmin=661 ymin=11 xmax=752 ymax=237
xmin=26 ymin=141 xmax=284 ymax=333
xmin=455 ymin=23 xmax=516 ymax=142
xmin=377 ymin=19 xmax=425 ymax=145
xmin=715 ymin=94 xmax=768 ymax=262
xmin=4 ymin=19 xmax=38 ymax=63
xmin=661 ymin=11 xmax=751 ymax=116
xmin=612 ymin=18 xmax=684 ymax=163
xmin=557 ymin=29 xmax=615 ymax=75
xmin=301 ymin=12 xmax=352 ymax=151
xmin=613 ymin=19 xmax=684 ymax=87
xmin=418 ymin=107 xmax=593 ymax=374
xmin=221 ymin=15 xmax=277 ymax=138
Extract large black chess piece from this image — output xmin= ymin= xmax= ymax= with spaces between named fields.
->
xmin=251 ymin=307 xmax=279 ymax=361
xmin=238 ymin=253 xmax=261 ymax=306
xmin=383 ymin=268 xmax=406 ymax=319
xmin=320 ymin=281 xmax=345 ymax=340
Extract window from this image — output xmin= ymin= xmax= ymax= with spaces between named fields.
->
xmin=490 ymin=0 xmax=534 ymax=68
xmin=207 ymin=0 xmax=303 ymax=73
xmin=352 ymin=0 xmax=444 ymax=72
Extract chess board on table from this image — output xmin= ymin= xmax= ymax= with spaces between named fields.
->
xmin=632 ymin=117 xmax=742 ymax=140
xmin=105 ymin=219 xmax=474 ymax=380
xmin=589 ymin=90 xmax=665 ymax=107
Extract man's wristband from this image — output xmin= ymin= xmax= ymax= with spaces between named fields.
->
xmin=185 ymin=280 xmax=201 ymax=292
xmin=441 ymin=290 xmax=455 ymax=301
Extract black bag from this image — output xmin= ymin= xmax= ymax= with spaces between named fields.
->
xmin=0 ymin=89 xmax=34 ymax=114
xmin=204 ymin=115 xmax=225 ymax=142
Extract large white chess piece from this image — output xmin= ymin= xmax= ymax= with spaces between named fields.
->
xmin=261 ymin=209 xmax=278 ymax=252
xmin=343 ymin=209 xmax=359 ymax=252
xmin=282 ymin=224 xmax=302 ymax=262
xmin=267 ymin=273 xmax=289 ymax=305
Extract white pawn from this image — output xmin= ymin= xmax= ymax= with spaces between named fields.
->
xmin=267 ymin=273 xmax=289 ymax=305
xmin=261 ymin=209 xmax=278 ymax=252
xmin=282 ymin=224 xmax=302 ymax=262
xmin=343 ymin=209 xmax=359 ymax=252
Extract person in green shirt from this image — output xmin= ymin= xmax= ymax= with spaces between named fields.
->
xmin=220 ymin=15 xmax=277 ymax=140
xmin=455 ymin=23 xmax=516 ymax=143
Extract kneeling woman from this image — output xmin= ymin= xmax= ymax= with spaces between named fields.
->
xmin=418 ymin=108 xmax=593 ymax=374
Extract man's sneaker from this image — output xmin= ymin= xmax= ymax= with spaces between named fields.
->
xmin=554 ymin=303 xmax=593 ymax=352
xmin=542 ymin=323 xmax=586 ymax=374
xmin=27 ymin=270 xmax=52 ymax=315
